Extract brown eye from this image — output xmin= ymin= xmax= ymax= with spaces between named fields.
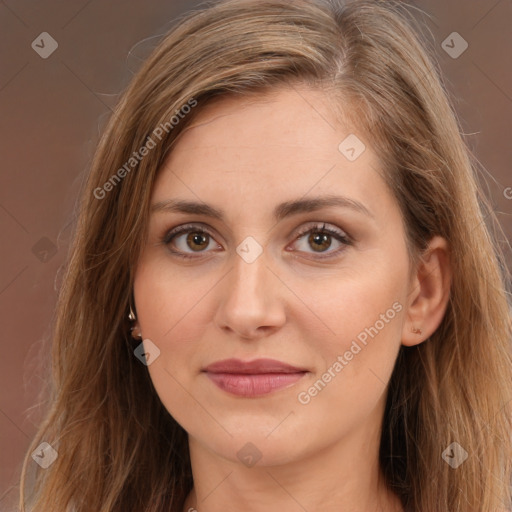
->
xmin=185 ymin=232 xmax=210 ymax=251
xmin=163 ymin=224 xmax=219 ymax=259
xmin=291 ymin=223 xmax=352 ymax=259
xmin=308 ymin=232 xmax=333 ymax=252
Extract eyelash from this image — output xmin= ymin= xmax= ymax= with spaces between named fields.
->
xmin=162 ymin=222 xmax=353 ymax=260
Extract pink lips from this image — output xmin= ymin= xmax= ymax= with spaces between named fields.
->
xmin=203 ymin=358 xmax=308 ymax=397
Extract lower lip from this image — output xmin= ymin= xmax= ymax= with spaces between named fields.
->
xmin=205 ymin=372 xmax=307 ymax=397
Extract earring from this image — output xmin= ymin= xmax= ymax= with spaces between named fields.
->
xmin=128 ymin=304 xmax=142 ymax=340
xmin=411 ymin=327 xmax=423 ymax=335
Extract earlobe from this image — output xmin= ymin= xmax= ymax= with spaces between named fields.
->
xmin=128 ymin=303 xmax=143 ymax=340
xmin=401 ymin=236 xmax=452 ymax=347
xmin=130 ymin=323 xmax=143 ymax=340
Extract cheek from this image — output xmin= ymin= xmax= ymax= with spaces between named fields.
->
xmin=291 ymin=284 xmax=404 ymax=441
xmin=133 ymin=256 xmax=216 ymax=431
xmin=295 ymin=255 xmax=407 ymax=397
xmin=134 ymin=253 xmax=217 ymax=339
xmin=132 ymin=255 xmax=216 ymax=396
xmin=300 ymin=252 xmax=406 ymax=343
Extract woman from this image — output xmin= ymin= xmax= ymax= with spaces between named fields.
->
xmin=19 ymin=0 xmax=512 ymax=511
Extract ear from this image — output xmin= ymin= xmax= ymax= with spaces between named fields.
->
xmin=129 ymin=304 xmax=142 ymax=340
xmin=131 ymin=323 xmax=142 ymax=340
xmin=401 ymin=236 xmax=452 ymax=347
xmin=128 ymin=307 xmax=142 ymax=340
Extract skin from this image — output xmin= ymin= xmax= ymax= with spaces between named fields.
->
xmin=132 ymin=85 xmax=452 ymax=512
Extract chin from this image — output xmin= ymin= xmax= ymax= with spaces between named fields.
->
xmin=189 ymin=417 xmax=316 ymax=468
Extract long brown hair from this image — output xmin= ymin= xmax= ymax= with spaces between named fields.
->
xmin=19 ymin=1 xmax=512 ymax=510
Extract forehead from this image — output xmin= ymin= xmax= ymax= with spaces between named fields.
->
xmin=152 ymin=86 xmax=388 ymax=218
xmin=166 ymin=86 xmax=353 ymax=164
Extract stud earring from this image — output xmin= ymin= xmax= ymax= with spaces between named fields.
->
xmin=128 ymin=304 xmax=142 ymax=339
xmin=411 ymin=327 xmax=423 ymax=335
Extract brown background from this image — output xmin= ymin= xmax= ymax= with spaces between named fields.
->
xmin=1 ymin=0 xmax=511 ymax=509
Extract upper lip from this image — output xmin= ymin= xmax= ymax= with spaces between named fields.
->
xmin=203 ymin=358 xmax=307 ymax=374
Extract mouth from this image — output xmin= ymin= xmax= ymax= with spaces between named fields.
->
xmin=202 ymin=358 xmax=308 ymax=397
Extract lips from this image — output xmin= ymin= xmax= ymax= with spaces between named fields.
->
xmin=202 ymin=358 xmax=308 ymax=397
xmin=203 ymin=358 xmax=306 ymax=374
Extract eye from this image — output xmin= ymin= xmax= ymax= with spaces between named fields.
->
xmin=162 ymin=222 xmax=353 ymax=260
xmin=288 ymin=222 xmax=352 ymax=259
xmin=162 ymin=224 xmax=220 ymax=259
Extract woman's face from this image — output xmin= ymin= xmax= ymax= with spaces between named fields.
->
xmin=133 ymin=85 xmax=413 ymax=467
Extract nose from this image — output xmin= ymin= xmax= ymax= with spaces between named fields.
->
xmin=213 ymin=247 xmax=287 ymax=340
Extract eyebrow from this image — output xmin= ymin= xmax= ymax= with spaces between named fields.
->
xmin=150 ymin=195 xmax=374 ymax=222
